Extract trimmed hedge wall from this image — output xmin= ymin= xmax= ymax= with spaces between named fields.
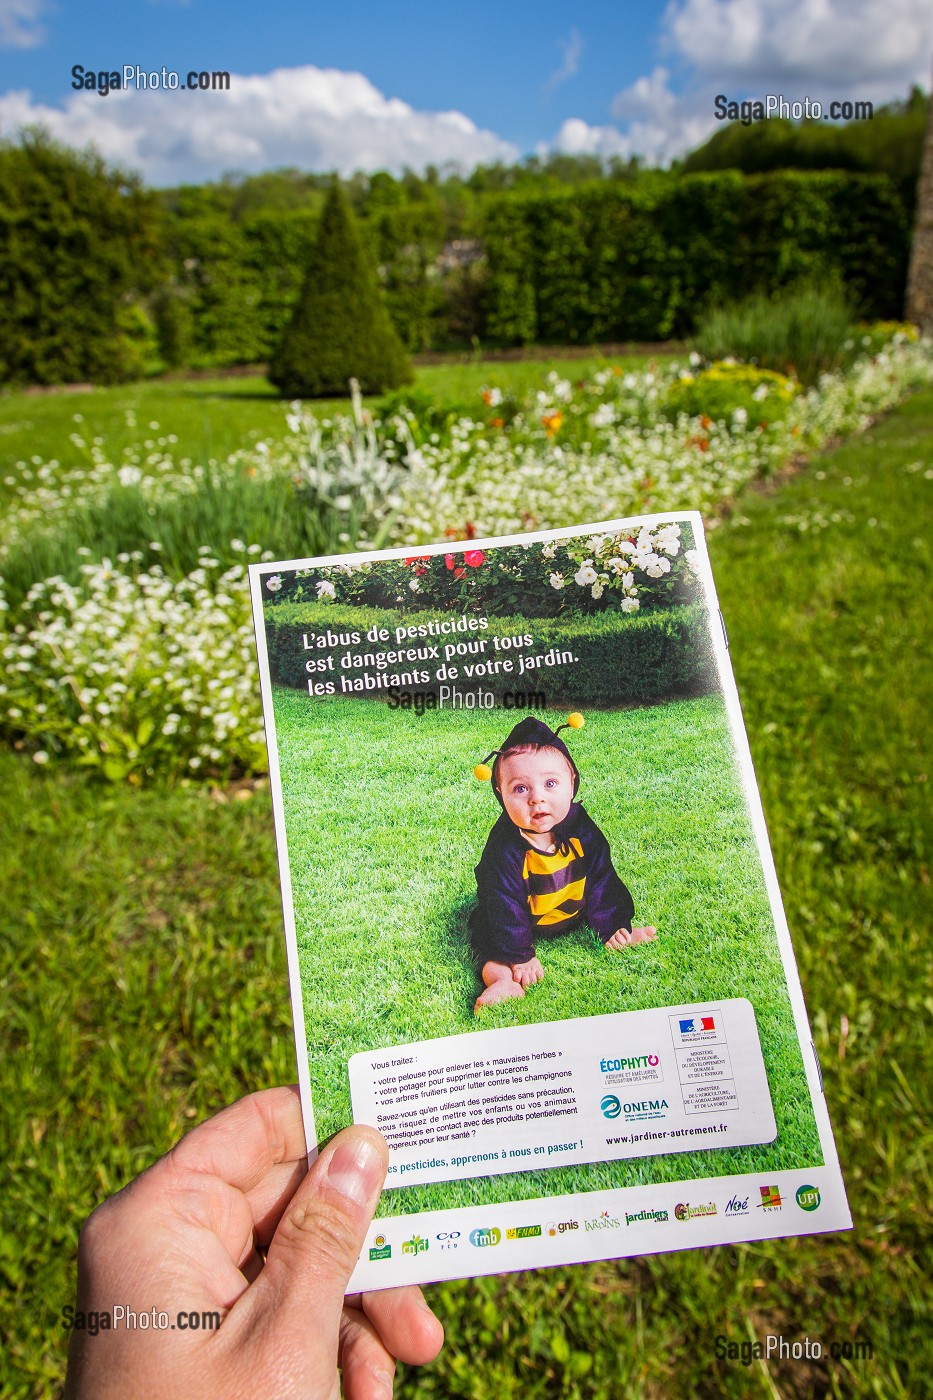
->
xmin=156 ymin=168 xmax=908 ymax=367
xmin=480 ymin=170 xmax=909 ymax=345
xmin=264 ymin=602 xmax=717 ymax=709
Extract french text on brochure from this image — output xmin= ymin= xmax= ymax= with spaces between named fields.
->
xmin=348 ymin=1000 xmax=776 ymax=1189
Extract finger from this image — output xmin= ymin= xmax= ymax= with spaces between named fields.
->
xmin=240 ymin=1126 xmax=388 ymax=1358
xmin=362 ymin=1286 xmax=445 ymax=1366
xmin=630 ymin=926 xmax=657 ymax=944
xmin=340 ymin=1303 xmax=396 ymax=1400
xmin=245 ymin=1158 xmax=309 ymax=1245
xmin=170 ymin=1086 xmax=309 ymax=1195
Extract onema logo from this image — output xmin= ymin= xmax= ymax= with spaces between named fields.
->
xmin=600 ymin=1094 xmax=622 ymax=1119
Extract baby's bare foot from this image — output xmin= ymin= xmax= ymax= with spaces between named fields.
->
xmin=511 ymin=956 xmax=544 ymax=988
xmin=475 ymin=977 xmax=525 ymax=1011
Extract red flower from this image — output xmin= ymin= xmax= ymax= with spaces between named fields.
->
xmin=404 ymin=554 xmax=430 ymax=566
xmin=445 ymin=553 xmax=466 ymax=578
xmin=464 ymin=550 xmax=485 ymax=568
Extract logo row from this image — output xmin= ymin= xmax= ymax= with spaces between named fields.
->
xmin=368 ymin=1185 xmax=821 ymax=1259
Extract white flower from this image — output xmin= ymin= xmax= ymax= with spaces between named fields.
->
xmin=587 ymin=534 xmax=608 ymax=554
xmin=482 ymin=387 xmax=502 ymax=407
xmin=752 ymin=383 xmax=769 ymax=402
xmin=591 ymin=582 xmax=604 ymax=599
xmin=541 ymin=542 xmax=557 ymax=559
xmin=118 ymin=466 xmax=142 ymax=487
xmin=645 ymin=556 xmax=672 ymax=579
xmin=733 ymin=407 xmax=748 ymax=424
xmin=622 ymin=571 xmax=634 ymax=589
xmin=549 ymin=572 xmax=565 ymax=589
xmin=574 ymin=562 xmax=597 ymax=586
xmin=316 ymin=580 xmax=336 ymax=600
xmin=620 ymin=596 xmax=640 ymax=613
xmin=685 ymin=548 xmax=700 ymax=571
xmin=409 ymin=579 xmax=421 ymax=592
xmin=33 ymin=750 xmax=49 ymax=764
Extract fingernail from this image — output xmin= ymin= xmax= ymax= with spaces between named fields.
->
xmin=326 ymin=1134 xmax=385 ymax=1208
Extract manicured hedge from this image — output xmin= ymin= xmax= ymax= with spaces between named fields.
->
xmin=480 ymin=170 xmax=909 ymax=346
xmin=155 ymin=168 xmax=908 ymax=366
xmin=264 ymin=601 xmax=717 ymax=708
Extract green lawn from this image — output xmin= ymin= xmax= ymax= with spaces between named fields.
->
xmin=0 ymin=353 xmax=670 ymax=509
xmin=271 ymin=689 xmax=818 ymax=1215
xmin=1 ymin=387 xmax=930 ymax=1398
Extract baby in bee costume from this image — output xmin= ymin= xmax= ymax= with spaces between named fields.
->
xmin=469 ymin=714 xmax=656 ymax=1011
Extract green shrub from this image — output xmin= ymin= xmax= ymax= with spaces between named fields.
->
xmin=0 ymin=132 xmax=163 ymax=386
xmin=662 ymin=363 xmax=799 ymax=424
xmin=690 ymin=283 xmax=856 ymax=384
xmin=269 ymin=180 xmax=413 ymax=398
xmin=263 ymin=602 xmax=716 ymax=708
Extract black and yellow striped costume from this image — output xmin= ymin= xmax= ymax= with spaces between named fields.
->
xmin=469 ymin=803 xmax=635 ymax=965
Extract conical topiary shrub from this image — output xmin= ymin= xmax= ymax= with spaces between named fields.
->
xmin=269 ymin=179 xmax=413 ymax=398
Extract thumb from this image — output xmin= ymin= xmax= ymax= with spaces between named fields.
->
xmin=247 ymin=1126 xmax=388 ymax=1360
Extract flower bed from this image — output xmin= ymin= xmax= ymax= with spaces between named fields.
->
xmin=2 ymin=332 xmax=931 ymax=781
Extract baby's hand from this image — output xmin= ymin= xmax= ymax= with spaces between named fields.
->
xmin=605 ymin=926 xmax=657 ymax=951
xmin=510 ymin=957 xmax=545 ymax=988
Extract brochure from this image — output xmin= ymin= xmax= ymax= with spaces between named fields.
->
xmin=249 ymin=511 xmax=851 ymax=1290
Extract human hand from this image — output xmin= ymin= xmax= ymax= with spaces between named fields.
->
xmin=510 ymin=956 xmax=545 ymax=987
xmin=605 ymin=926 xmax=657 ymax=951
xmin=64 ymin=1087 xmax=443 ymax=1400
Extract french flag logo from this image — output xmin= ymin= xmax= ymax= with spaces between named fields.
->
xmin=679 ymin=1015 xmax=716 ymax=1034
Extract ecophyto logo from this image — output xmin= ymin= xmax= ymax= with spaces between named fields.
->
xmin=369 ymin=1234 xmax=391 ymax=1261
xmin=758 ymin=1186 xmax=782 ymax=1210
xmin=725 ymin=1195 xmax=750 ymax=1217
xmin=795 ymin=1185 xmax=821 ymax=1212
xmin=674 ymin=1202 xmax=717 ymax=1222
xmin=625 ymin=1208 xmax=669 ymax=1226
xmin=622 ymin=1098 xmax=668 ymax=1122
xmin=679 ymin=1015 xmax=716 ymax=1035
xmin=599 ymin=1053 xmax=660 ymax=1072
xmin=506 ymin=1225 xmax=542 ymax=1239
xmin=600 ymin=1094 xmax=622 ymax=1119
xmin=584 ymin=1210 xmax=621 ymax=1232
xmin=435 ymin=1231 xmax=461 ymax=1250
xmin=546 ymin=1219 xmax=579 ymax=1237
xmin=401 ymin=1235 xmax=428 ymax=1255
xmin=469 ymin=1227 xmax=501 ymax=1248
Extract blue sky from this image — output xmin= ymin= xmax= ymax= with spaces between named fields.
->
xmin=0 ymin=0 xmax=930 ymax=185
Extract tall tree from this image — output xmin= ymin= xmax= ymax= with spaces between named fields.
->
xmin=906 ymin=73 xmax=933 ymax=331
xmin=0 ymin=131 xmax=162 ymax=386
xmin=269 ymin=179 xmax=412 ymax=398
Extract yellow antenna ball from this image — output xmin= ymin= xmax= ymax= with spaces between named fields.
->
xmin=474 ymin=763 xmax=492 ymax=782
xmin=566 ymin=712 xmax=584 ymax=729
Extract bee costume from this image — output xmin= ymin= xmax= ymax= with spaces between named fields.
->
xmin=468 ymin=714 xmax=635 ymax=967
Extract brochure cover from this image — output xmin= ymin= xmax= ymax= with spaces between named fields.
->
xmin=249 ymin=511 xmax=851 ymax=1290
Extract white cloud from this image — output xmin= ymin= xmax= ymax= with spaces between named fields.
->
xmin=543 ymin=29 xmax=583 ymax=95
xmin=549 ymin=0 xmax=933 ymax=168
xmin=666 ymin=0 xmax=933 ymax=94
xmin=0 ymin=65 xmax=518 ymax=185
xmin=0 ymin=0 xmax=46 ymax=48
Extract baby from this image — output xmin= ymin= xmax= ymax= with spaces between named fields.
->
xmin=469 ymin=714 xmax=656 ymax=1011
